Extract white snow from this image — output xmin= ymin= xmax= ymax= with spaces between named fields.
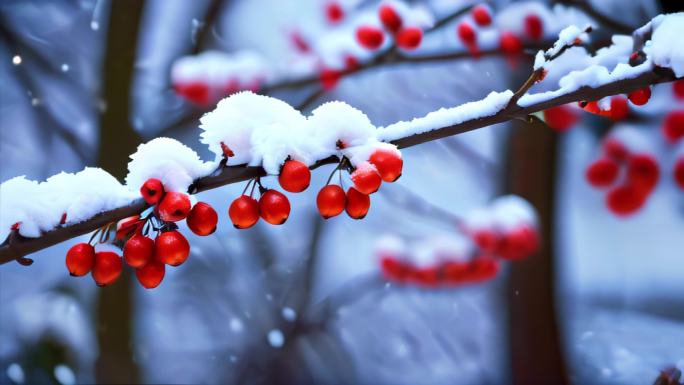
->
xmin=647 ymin=13 xmax=684 ymax=77
xmin=125 ymin=137 xmax=215 ymax=193
xmin=267 ymin=329 xmax=284 ymax=348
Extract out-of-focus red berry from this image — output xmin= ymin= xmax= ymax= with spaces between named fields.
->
xmin=356 ymin=26 xmax=385 ymax=49
xmin=378 ymin=4 xmax=403 ymax=33
xmin=524 ymin=14 xmax=544 ymax=40
xmin=396 ymin=27 xmax=423 ymax=50
xmin=325 ymin=1 xmax=344 ymax=24
xmin=627 ymin=154 xmax=659 ymax=193
xmin=585 ymin=158 xmax=620 ymax=188
xmin=628 ymin=87 xmax=651 ymax=106
xmin=543 ymin=105 xmax=578 ymax=132
xmin=499 ymin=32 xmax=522 ymax=55
xmin=663 ymin=111 xmax=684 ymax=143
xmin=673 ymin=157 xmax=684 ymax=190
xmin=606 ymin=184 xmax=648 ymax=216
xmin=471 ymin=5 xmax=492 ymax=27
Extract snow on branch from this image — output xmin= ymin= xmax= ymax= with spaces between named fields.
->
xmin=1 ymin=13 xmax=683 ymax=266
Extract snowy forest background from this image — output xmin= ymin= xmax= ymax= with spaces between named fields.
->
xmin=1 ymin=0 xmax=683 ymax=384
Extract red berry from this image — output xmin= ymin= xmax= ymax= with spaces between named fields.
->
xmin=356 ymin=26 xmax=385 ymax=50
xmin=186 ymin=202 xmax=218 ymax=236
xmin=442 ymin=261 xmax=470 ymax=284
xmin=471 ymin=229 xmax=500 ymax=254
xmin=628 ymin=87 xmax=651 ymax=106
xmin=674 ymin=80 xmax=684 ymax=99
xmin=627 ymin=154 xmax=659 ymax=193
xmin=259 ymin=190 xmax=290 ymax=225
xmin=344 ymin=55 xmax=360 ymax=70
xmin=607 ymin=97 xmax=629 ymax=121
xmin=673 ymin=157 xmax=684 ymax=190
xmin=136 ymin=260 xmax=165 ymax=289
xmin=497 ymin=226 xmax=539 ymax=260
xmin=499 ymin=32 xmax=522 ymax=54
xmin=603 ymin=138 xmax=630 ymax=162
xmin=290 ymin=31 xmax=310 ymax=53
xmin=543 ymin=105 xmax=578 ymax=132
xmin=524 ymin=14 xmax=543 ymax=41
xmin=663 ymin=110 xmax=684 ymax=143
xmin=410 ymin=266 xmax=440 ymax=287
xmin=155 ymin=230 xmax=190 ymax=266
xmin=65 ymin=243 xmax=95 ymax=276
xmin=467 ymin=258 xmax=499 ymax=282
xmin=140 ymin=178 xmax=164 ymax=205
xmin=457 ymin=21 xmax=476 ymax=45
xmin=378 ymin=4 xmax=402 ymax=33
xmin=585 ymin=158 xmax=620 ymax=188
xmin=396 ymin=27 xmax=422 ymax=50
xmin=325 ymin=1 xmax=344 ymax=24
xmin=606 ymin=184 xmax=648 ymax=216
xmin=351 ymin=162 xmax=382 ymax=194
xmin=279 ymin=160 xmax=311 ymax=193
xmin=368 ymin=148 xmax=403 ymax=182
xmin=579 ymin=100 xmax=600 ymax=114
xmin=345 ymin=187 xmax=371 ymax=219
xmin=92 ymin=251 xmax=123 ymax=286
xmin=123 ymin=234 xmax=155 ymax=268
xmin=316 ymin=185 xmax=346 ymax=219
xmin=471 ymin=5 xmax=492 ymax=27
xmin=158 ymin=192 xmax=191 ymax=222
xmin=229 ymin=195 xmax=260 ymax=229
xmin=320 ymin=68 xmax=341 ymax=91
xmin=380 ymin=257 xmax=409 ymax=281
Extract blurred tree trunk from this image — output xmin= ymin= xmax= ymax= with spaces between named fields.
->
xmin=505 ymin=116 xmax=568 ymax=385
xmin=95 ymin=1 xmax=144 ymax=383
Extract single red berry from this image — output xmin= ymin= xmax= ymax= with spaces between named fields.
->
xmin=351 ymin=162 xmax=382 ymax=194
xmin=471 ymin=5 xmax=492 ymax=27
xmin=279 ymin=160 xmax=311 ymax=193
xmin=603 ymin=138 xmax=630 ymax=162
xmin=380 ymin=257 xmax=409 ymax=282
xmin=378 ymin=4 xmax=402 ymax=33
xmin=186 ymin=202 xmax=218 ymax=236
xmin=457 ymin=21 xmax=477 ymax=46
xmin=325 ymin=1 xmax=344 ymax=24
xmin=220 ymin=142 xmax=235 ymax=158
xmin=344 ymin=55 xmax=360 ymax=70
xmin=471 ymin=229 xmax=500 ymax=254
xmin=320 ymin=68 xmax=341 ymax=90
xmin=585 ymin=158 xmax=620 ymax=188
xmin=229 ymin=195 xmax=260 ymax=229
xmin=628 ymin=87 xmax=651 ymax=106
xmin=396 ymin=27 xmax=423 ymax=50
xmin=673 ymin=80 xmax=684 ymax=99
xmin=123 ymin=234 xmax=155 ymax=268
xmin=65 ymin=243 xmax=95 ymax=277
xmin=467 ymin=258 xmax=499 ymax=282
xmin=524 ymin=14 xmax=543 ymax=41
xmin=140 ymin=178 xmax=164 ymax=205
xmin=356 ymin=26 xmax=385 ymax=50
xmin=497 ymin=226 xmax=539 ymax=260
xmin=345 ymin=187 xmax=371 ymax=219
xmin=543 ymin=105 xmax=578 ymax=132
xmin=92 ymin=251 xmax=123 ymax=286
xmin=606 ymin=184 xmax=648 ymax=216
xmin=499 ymin=32 xmax=522 ymax=54
xmin=442 ymin=261 xmax=470 ymax=284
xmin=369 ymin=148 xmax=403 ymax=182
xmin=316 ymin=185 xmax=346 ymax=219
xmin=607 ymin=97 xmax=629 ymax=121
xmin=155 ymin=230 xmax=190 ymax=266
xmin=627 ymin=154 xmax=659 ymax=193
xmin=259 ymin=189 xmax=291 ymax=225
xmin=158 ymin=192 xmax=191 ymax=222
xmin=136 ymin=260 xmax=166 ymax=289
xmin=663 ymin=111 xmax=684 ymax=143
xmin=673 ymin=157 xmax=684 ymax=190
xmin=176 ymin=82 xmax=210 ymax=105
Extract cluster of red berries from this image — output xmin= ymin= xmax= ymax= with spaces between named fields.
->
xmin=380 ymin=255 xmax=499 ymax=287
xmin=586 ymin=138 xmax=659 ymax=216
xmin=355 ymin=4 xmax=423 ymax=51
xmin=457 ymin=5 xmax=543 ymax=58
xmin=65 ymin=179 xmax=218 ymax=288
xmin=174 ymin=78 xmax=261 ymax=107
xmin=467 ymin=224 xmax=540 ymax=261
xmin=228 ymin=147 xmax=403 ymax=228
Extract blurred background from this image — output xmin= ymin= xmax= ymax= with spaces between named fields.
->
xmin=1 ymin=0 xmax=683 ymax=384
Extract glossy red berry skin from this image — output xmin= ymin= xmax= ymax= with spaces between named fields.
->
xmin=396 ymin=27 xmax=422 ymax=50
xmin=457 ymin=22 xmax=476 ymax=45
xmin=325 ymin=1 xmax=344 ymax=24
xmin=356 ymin=26 xmax=385 ymax=50
xmin=627 ymin=154 xmax=659 ymax=193
xmin=673 ymin=157 xmax=684 ymax=190
xmin=158 ymin=192 xmax=191 ymax=222
xmin=259 ymin=190 xmax=291 ymax=225
xmin=378 ymin=4 xmax=402 ymax=33
xmin=663 ymin=111 xmax=684 ymax=143
xmin=92 ymin=251 xmax=123 ymax=286
xmin=279 ymin=160 xmax=311 ymax=193
xmin=524 ymin=14 xmax=543 ymax=40
xmin=345 ymin=187 xmax=371 ymax=219
xmin=136 ymin=260 xmax=166 ymax=289
xmin=499 ymin=32 xmax=522 ymax=54
xmin=607 ymin=97 xmax=629 ymax=121
xmin=186 ymin=202 xmax=218 ymax=236
xmin=155 ymin=230 xmax=190 ymax=266
xmin=369 ymin=149 xmax=403 ymax=182
xmin=66 ymin=243 xmax=95 ymax=277
xmin=606 ymin=184 xmax=647 ymax=216
xmin=472 ymin=5 xmax=492 ymax=26
xmin=123 ymin=234 xmax=155 ymax=268
xmin=585 ymin=158 xmax=620 ymax=188
xmin=543 ymin=105 xmax=578 ymax=132
xmin=628 ymin=87 xmax=651 ymax=106
xmin=229 ymin=195 xmax=260 ymax=229
xmin=351 ymin=162 xmax=382 ymax=194
xmin=316 ymin=185 xmax=346 ymax=219
xmin=140 ymin=178 xmax=164 ymax=205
